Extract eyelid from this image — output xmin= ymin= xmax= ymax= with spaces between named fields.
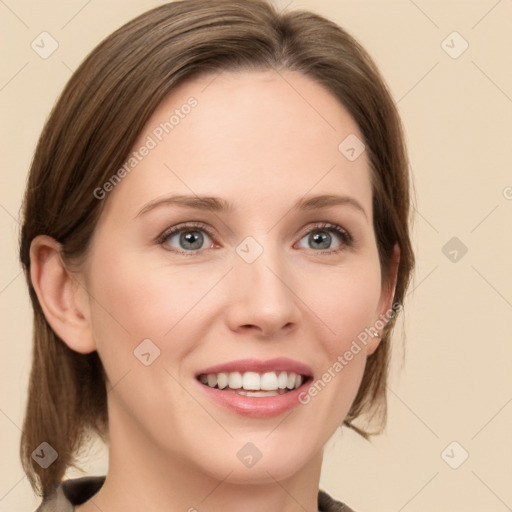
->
xmin=295 ymin=222 xmax=353 ymax=253
xmin=156 ymin=221 xmax=353 ymax=254
xmin=156 ymin=221 xmax=216 ymax=253
xmin=297 ymin=222 xmax=352 ymax=243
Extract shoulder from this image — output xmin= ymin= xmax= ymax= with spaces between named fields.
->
xmin=318 ymin=489 xmax=356 ymax=512
xmin=35 ymin=476 xmax=105 ymax=512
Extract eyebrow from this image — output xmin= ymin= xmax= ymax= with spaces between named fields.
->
xmin=135 ymin=193 xmax=367 ymax=219
xmin=295 ymin=194 xmax=367 ymax=219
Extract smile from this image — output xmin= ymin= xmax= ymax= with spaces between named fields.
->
xmin=195 ymin=358 xmax=313 ymax=417
xmin=198 ymin=370 xmax=305 ymax=396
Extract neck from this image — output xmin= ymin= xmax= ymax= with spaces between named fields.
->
xmin=78 ymin=402 xmax=324 ymax=512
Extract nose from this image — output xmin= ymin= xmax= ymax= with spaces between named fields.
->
xmin=224 ymin=247 xmax=302 ymax=339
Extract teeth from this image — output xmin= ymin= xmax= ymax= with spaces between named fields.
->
xmin=200 ymin=371 xmax=305 ymax=392
xmin=236 ymin=390 xmax=281 ymax=397
xmin=260 ymin=372 xmax=278 ymax=390
xmin=228 ymin=372 xmax=242 ymax=389
xmin=217 ymin=372 xmax=228 ymax=389
xmin=277 ymin=371 xmax=288 ymax=389
xmin=243 ymin=371 xmax=260 ymax=390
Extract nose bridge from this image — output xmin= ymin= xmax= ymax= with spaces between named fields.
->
xmin=228 ymin=237 xmax=300 ymax=335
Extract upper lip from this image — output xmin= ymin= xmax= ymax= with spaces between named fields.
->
xmin=196 ymin=357 xmax=313 ymax=378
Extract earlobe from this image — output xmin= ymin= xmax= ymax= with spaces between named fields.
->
xmin=29 ymin=235 xmax=96 ymax=354
xmin=367 ymin=243 xmax=401 ymax=356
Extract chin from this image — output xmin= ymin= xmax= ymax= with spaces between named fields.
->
xmin=195 ymin=434 xmax=320 ymax=485
xmin=222 ymin=457 xmax=310 ymax=485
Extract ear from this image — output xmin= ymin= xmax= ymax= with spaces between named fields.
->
xmin=29 ymin=235 xmax=96 ymax=354
xmin=367 ymin=243 xmax=400 ymax=355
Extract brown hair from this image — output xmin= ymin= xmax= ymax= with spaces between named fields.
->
xmin=19 ymin=0 xmax=414 ymax=498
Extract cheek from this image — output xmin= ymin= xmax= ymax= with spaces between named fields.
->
xmin=84 ymin=244 xmax=226 ymax=386
xmin=302 ymin=256 xmax=383 ymax=353
xmin=289 ymin=257 xmax=381 ymax=427
xmin=87 ymin=247 xmax=211 ymax=341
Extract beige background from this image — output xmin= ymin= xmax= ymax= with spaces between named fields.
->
xmin=1 ymin=1 xmax=511 ymax=511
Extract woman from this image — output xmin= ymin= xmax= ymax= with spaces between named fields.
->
xmin=19 ymin=1 xmax=414 ymax=510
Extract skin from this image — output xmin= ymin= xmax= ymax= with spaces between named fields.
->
xmin=31 ymin=70 xmax=398 ymax=512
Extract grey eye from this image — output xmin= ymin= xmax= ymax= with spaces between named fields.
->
xmin=164 ymin=229 xmax=212 ymax=251
xmin=296 ymin=228 xmax=344 ymax=251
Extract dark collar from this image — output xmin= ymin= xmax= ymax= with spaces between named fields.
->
xmin=37 ymin=475 xmax=354 ymax=512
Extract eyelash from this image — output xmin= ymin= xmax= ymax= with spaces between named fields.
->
xmin=156 ymin=221 xmax=353 ymax=256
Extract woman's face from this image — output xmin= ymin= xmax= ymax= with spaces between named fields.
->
xmin=80 ymin=70 xmax=395 ymax=482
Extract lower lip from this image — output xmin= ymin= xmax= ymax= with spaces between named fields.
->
xmin=197 ymin=379 xmax=311 ymax=418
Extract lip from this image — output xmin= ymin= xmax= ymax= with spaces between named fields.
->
xmin=196 ymin=357 xmax=313 ymax=377
xmin=195 ymin=358 xmax=313 ymax=418
xmin=196 ymin=377 xmax=312 ymax=418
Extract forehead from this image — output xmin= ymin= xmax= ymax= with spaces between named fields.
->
xmin=100 ymin=69 xmax=372 ymax=221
